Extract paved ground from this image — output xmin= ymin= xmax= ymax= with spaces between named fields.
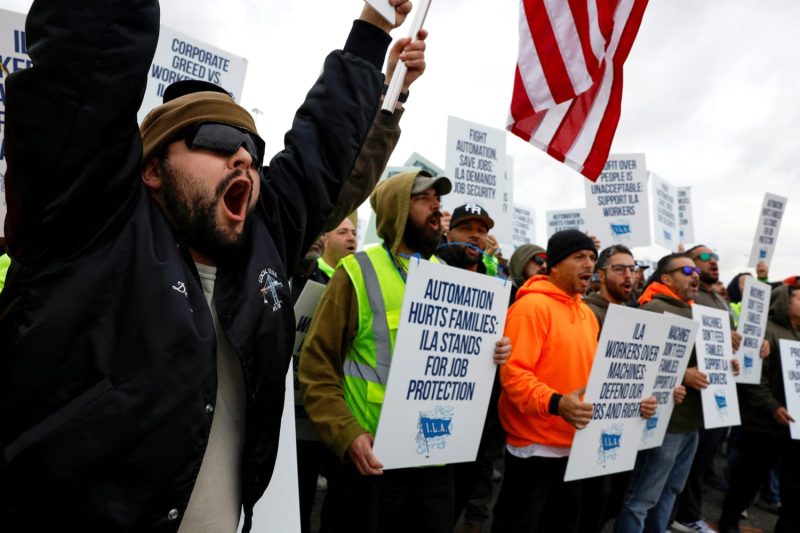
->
xmin=311 ymin=450 xmax=780 ymax=532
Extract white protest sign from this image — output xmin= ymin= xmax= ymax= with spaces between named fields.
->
xmin=445 ymin=116 xmax=509 ymax=246
xmin=692 ymin=304 xmax=741 ymax=429
xmin=650 ymin=173 xmax=680 ymax=251
xmin=359 ymin=166 xmax=418 ymax=249
xmin=512 ymin=205 xmax=536 ymax=251
xmin=546 ymin=209 xmax=587 ymax=237
xmin=405 ymin=152 xmax=445 ymax=177
xmin=243 ymin=366 xmax=301 ymax=532
xmin=677 ymin=187 xmax=695 ymax=244
xmin=138 ymin=26 xmax=248 ymax=121
xmin=639 ymin=315 xmax=698 ymax=450
xmin=565 ymin=305 xmax=665 ymax=481
xmin=748 ymin=192 xmax=788 ymax=268
xmin=499 ymin=157 xmax=515 ymax=253
xmin=735 ymin=278 xmax=771 ymax=385
xmin=0 ymin=9 xmax=32 ymax=238
xmin=364 ymin=0 xmax=396 ymax=25
xmin=584 ymin=154 xmax=650 ymax=247
xmin=373 ymin=260 xmax=511 ymax=469
xmin=779 ymin=339 xmax=800 ymax=440
xmin=292 ymin=281 xmax=327 ymax=441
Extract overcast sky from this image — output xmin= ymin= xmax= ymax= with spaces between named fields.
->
xmin=5 ymin=0 xmax=799 ymax=284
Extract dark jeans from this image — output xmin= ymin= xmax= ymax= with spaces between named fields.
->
xmin=675 ymin=427 xmax=727 ymax=523
xmin=296 ymin=440 xmax=343 ymax=533
xmin=452 ymin=374 xmax=506 ymax=526
xmin=491 ymin=453 xmax=588 ymax=533
xmin=719 ymin=432 xmax=800 ymax=533
xmin=326 ymin=461 xmax=454 ymax=533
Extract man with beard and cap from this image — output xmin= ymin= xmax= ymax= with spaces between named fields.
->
xmin=298 ymin=170 xmax=511 ymax=532
xmin=0 ymin=0 xmax=417 ymax=530
xmin=670 ymin=245 xmax=745 ymax=533
xmin=584 ymin=244 xmax=636 ymax=328
xmin=492 ymin=229 xmax=656 ymax=533
xmin=437 ymin=203 xmax=493 ymax=272
xmin=718 ymin=283 xmax=800 ymax=533
xmin=616 ymin=253 xmax=738 ymax=533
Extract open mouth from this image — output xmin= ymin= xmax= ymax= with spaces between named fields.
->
xmin=579 ymin=273 xmax=593 ymax=284
xmin=427 ymin=214 xmax=441 ymax=232
xmin=222 ymin=177 xmax=252 ymax=222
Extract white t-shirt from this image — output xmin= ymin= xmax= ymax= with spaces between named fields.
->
xmin=178 ymin=264 xmax=247 ymax=532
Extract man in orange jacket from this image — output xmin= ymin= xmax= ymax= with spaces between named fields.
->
xmin=491 ymin=230 xmax=656 ymax=533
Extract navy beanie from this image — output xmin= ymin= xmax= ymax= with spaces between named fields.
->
xmin=547 ymin=230 xmax=597 ymax=269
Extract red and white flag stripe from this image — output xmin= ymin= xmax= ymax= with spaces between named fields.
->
xmin=508 ymin=0 xmax=648 ymax=181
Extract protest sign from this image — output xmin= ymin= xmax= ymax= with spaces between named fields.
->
xmin=445 ymin=116 xmax=508 ymax=246
xmin=692 ymin=304 xmax=741 ymax=428
xmin=138 ymin=26 xmax=248 ymax=122
xmin=372 ymin=260 xmax=511 ymax=469
xmin=405 ymin=152 xmax=445 ymax=177
xmin=779 ymin=339 xmax=800 ymax=440
xmin=512 ymin=205 xmax=536 ymax=251
xmin=292 ymin=280 xmax=327 ymax=441
xmin=498 ymin=157 xmax=515 ymax=252
xmin=359 ymin=166 xmax=418 ymax=249
xmin=546 ymin=209 xmax=587 ymax=237
xmin=639 ymin=315 xmax=698 ymax=450
xmin=650 ymin=173 xmax=679 ymax=251
xmin=364 ymin=0 xmax=396 ymax=25
xmin=677 ymin=187 xmax=695 ymax=244
xmin=243 ymin=364 xmax=301 ymax=532
xmin=748 ymin=192 xmax=788 ymax=268
xmin=584 ymin=154 xmax=650 ymax=248
xmin=565 ymin=305 xmax=666 ymax=481
xmin=0 ymin=9 xmax=31 ymax=238
xmin=735 ymin=278 xmax=771 ymax=385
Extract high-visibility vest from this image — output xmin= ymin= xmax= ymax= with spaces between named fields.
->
xmin=316 ymin=256 xmax=335 ymax=279
xmin=340 ymin=245 xmax=406 ymax=434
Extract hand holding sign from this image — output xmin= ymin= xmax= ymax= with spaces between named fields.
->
xmin=684 ymin=367 xmax=709 ymax=390
xmin=558 ymin=388 xmax=593 ymax=430
xmin=386 ymin=29 xmax=428 ymax=97
xmin=639 ymin=396 xmax=657 ymax=418
xmin=774 ymin=406 xmax=795 ymax=427
xmin=348 ymin=433 xmax=384 ymax=476
xmin=493 ymin=337 xmax=512 ymax=365
xmin=362 ymin=0 xmax=413 ymax=31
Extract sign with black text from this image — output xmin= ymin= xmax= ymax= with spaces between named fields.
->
xmin=546 ymin=208 xmax=587 ymax=237
xmin=692 ymin=304 xmax=741 ymax=428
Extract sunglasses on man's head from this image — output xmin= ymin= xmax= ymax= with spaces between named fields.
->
xmin=533 ymin=253 xmax=547 ymax=266
xmin=667 ymin=265 xmax=701 ymax=276
xmin=183 ymin=122 xmax=265 ymax=168
xmin=693 ymin=252 xmax=719 ymax=262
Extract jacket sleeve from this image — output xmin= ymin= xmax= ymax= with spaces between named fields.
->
xmin=499 ymin=305 xmax=558 ymax=417
xmin=319 ymin=107 xmax=403 ymax=234
xmin=298 ymin=268 xmax=364 ymax=460
xmin=4 ymin=0 xmax=159 ymax=266
xmin=261 ymin=20 xmax=390 ymax=275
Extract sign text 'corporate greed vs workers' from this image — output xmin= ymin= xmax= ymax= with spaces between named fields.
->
xmin=373 ymin=260 xmax=510 ymax=469
xmin=584 ymin=154 xmax=650 ymax=248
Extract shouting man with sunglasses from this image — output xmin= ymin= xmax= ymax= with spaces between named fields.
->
xmin=0 ymin=0 xmax=418 ymax=530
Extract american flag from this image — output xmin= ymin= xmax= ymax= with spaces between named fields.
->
xmin=508 ymin=0 xmax=649 ymax=181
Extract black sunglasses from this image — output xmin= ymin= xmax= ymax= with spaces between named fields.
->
xmin=183 ymin=122 xmax=265 ymax=167
xmin=533 ymin=253 xmax=547 ymax=266
xmin=666 ymin=265 xmax=701 ymax=276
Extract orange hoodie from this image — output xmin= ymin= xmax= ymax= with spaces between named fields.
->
xmin=498 ymin=275 xmax=599 ymax=448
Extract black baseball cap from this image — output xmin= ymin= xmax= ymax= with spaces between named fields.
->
xmin=450 ymin=203 xmax=495 ymax=230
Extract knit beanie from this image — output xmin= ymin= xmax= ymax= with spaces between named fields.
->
xmin=546 ymin=229 xmax=597 ymax=269
xmin=140 ymin=91 xmax=257 ymax=162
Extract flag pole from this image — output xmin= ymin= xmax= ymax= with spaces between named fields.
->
xmin=381 ymin=0 xmax=432 ymax=113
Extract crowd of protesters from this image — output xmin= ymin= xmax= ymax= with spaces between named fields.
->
xmin=0 ymin=1 xmax=797 ymax=533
